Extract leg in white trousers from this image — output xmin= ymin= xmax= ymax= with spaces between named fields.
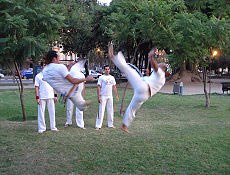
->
xmin=95 ymin=96 xmax=114 ymax=128
xmin=66 ymin=99 xmax=74 ymax=125
xmin=66 ymin=99 xmax=85 ymax=128
xmin=69 ymin=88 xmax=87 ymax=111
xmin=75 ymin=107 xmax=84 ymax=128
xmin=113 ymin=52 xmax=149 ymax=127
xmin=38 ymin=99 xmax=57 ymax=133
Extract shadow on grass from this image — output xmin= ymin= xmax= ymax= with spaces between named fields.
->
xmin=8 ymin=115 xmax=37 ymax=121
xmin=193 ymin=105 xmax=219 ymax=109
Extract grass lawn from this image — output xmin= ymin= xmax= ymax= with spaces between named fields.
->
xmin=0 ymin=87 xmax=229 ymax=175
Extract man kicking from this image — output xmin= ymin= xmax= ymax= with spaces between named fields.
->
xmin=108 ymin=43 xmax=169 ymax=133
xmin=43 ymin=50 xmax=93 ymax=111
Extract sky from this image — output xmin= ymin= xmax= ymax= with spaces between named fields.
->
xmin=97 ymin=0 xmax=112 ymax=5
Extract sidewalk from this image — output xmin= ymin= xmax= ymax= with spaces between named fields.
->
xmin=159 ymin=81 xmax=223 ymax=95
xmin=0 ymin=80 xmax=228 ymax=95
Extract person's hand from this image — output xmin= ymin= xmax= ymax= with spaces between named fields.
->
xmin=98 ymin=96 xmax=101 ymax=103
xmin=108 ymin=42 xmax=114 ymax=59
xmin=116 ymin=95 xmax=119 ymax=101
xmin=36 ymin=99 xmax=40 ymax=105
xmin=54 ymin=97 xmax=58 ymax=103
xmin=148 ymin=48 xmax=158 ymax=60
xmin=148 ymin=50 xmax=155 ymax=60
xmin=86 ymin=75 xmax=94 ymax=81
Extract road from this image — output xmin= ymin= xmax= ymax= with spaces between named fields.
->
xmin=0 ymin=77 xmax=33 ymax=85
xmin=0 ymin=76 xmax=229 ymax=95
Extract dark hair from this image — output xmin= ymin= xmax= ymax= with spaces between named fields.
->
xmin=104 ymin=65 xmax=110 ymax=69
xmin=40 ymin=61 xmax=44 ymax=67
xmin=44 ymin=50 xmax=58 ymax=64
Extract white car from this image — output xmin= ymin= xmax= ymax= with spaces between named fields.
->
xmin=0 ymin=73 xmax=4 ymax=78
xmin=89 ymin=70 xmax=102 ymax=79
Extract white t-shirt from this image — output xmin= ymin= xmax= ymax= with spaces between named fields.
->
xmin=43 ymin=63 xmax=73 ymax=96
xmin=69 ymin=63 xmax=85 ymax=92
xmin=34 ymin=72 xmax=54 ymax=99
xmin=97 ymin=74 xmax=116 ymax=97
xmin=142 ymin=68 xmax=165 ymax=96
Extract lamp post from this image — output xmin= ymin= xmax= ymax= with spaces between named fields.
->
xmin=209 ymin=49 xmax=218 ymax=98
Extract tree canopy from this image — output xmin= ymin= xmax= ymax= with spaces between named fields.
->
xmin=1 ymin=0 xmax=229 ymax=71
xmin=0 ymin=0 xmax=65 ymax=66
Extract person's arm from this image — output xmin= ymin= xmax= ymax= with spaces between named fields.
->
xmin=35 ymin=86 xmax=40 ymax=105
xmin=82 ymin=85 xmax=85 ymax=97
xmin=65 ymin=74 xmax=93 ymax=85
xmin=148 ymin=50 xmax=158 ymax=72
xmin=113 ymin=85 xmax=119 ymax=101
xmin=97 ymin=85 xmax=101 ymax=103
xmin=54 ymin=91 xmax=58 ymax=103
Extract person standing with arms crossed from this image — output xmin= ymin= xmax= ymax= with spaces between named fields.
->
xmin=95 ymin=65 xmax=119 ymax=130
xmin=35 ymin=65 xmax=58 ymax=133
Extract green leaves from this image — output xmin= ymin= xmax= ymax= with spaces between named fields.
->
xmin=0 ymin=0 xmax=64 ymax=63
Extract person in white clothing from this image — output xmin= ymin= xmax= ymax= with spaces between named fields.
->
xmin=95 ymin=65 xmax=119 ymax=130
xmin=65 ymin=61 xmax=86 ymax=129
xmin=108 ymin=43 xmax=170 ymax=133
xmin=42 ymin=50 xmax=94 ymax=111
xmin=35 ymin=70 xmax=58 ymax=133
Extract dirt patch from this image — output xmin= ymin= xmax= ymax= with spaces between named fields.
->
xmin=169 ymin=70 xmax=202 ymax=83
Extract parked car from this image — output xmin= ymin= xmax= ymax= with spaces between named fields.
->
xmin=21 ymin=68 xmax=33 ymax=79
xmin=89 ymin=70 xmax=102 ymax=79
xmin=0 ymin=73 xmax=4 ymax=78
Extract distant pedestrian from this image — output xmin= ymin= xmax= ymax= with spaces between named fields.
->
xmin=35 ymin=66 xmax=58 ymax=133
xmin=95 ymin=65 xmax=119 ymax=130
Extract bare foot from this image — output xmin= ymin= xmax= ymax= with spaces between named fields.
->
xmin=78 ymin=100 xmax=91 ymax=111
xmin=121 ymin=124 xmax=129 ymax=133
xmin=109 ymin=125 xmax=116 ymax=129
xmin=64 ymin=124 xmax=71 ymax=128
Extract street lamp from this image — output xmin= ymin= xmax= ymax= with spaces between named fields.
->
xmin=209 ymin=49 xmax=219 ymax=97
xmin=212 ymin=50 xmax=218 ymax=57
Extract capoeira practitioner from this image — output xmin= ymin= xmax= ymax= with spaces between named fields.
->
xmin=108 ymin=43 xmax=169 ymax=133
xmin=95 ymin=65 xmax=119 ymax=130
xmin=65 ymin=60 xmax=86 ymax=129
xmin=35 ymin=68 xmax=58 ymax=133
xmin=43 ymin=50 xmax=93 ymax=111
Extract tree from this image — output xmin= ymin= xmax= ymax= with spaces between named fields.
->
xmin=0 ymin=0 xmax=64 ymax=120
xmin=170 ymin=11 xmax=230 ymax=107
xmin=102 ymin=0 xmax=186 ymax=68
xmin=56 ymin=0 xmax=97 ymax=55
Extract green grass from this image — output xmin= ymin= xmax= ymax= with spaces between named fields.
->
xmin=0 ymin=87 xmax=229 ymax=175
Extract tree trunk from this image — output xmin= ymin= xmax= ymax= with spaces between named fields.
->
xmin=120 ymin=83 xmax=129 ymax=115
xmin=202 ymin=66 xmax=210 ymax=107
xmin=14 ymin=61 xmax=27 ymax=121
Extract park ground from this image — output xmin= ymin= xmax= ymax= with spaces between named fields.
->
xmin=0 ymin=86 xmax=229 ymax=175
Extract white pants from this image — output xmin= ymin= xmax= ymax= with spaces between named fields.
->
xmin=95 ymin=96 xmax=114 ymax=128
xmin=66 ymin=99 xmax=84 ymax=128
xmin=113 ymin=52 xmax=149 ymax=127
xmin=38 ymin=99 xmax=57 ymax=132
xmin=69 ymin=89 xmax=87 ymax=111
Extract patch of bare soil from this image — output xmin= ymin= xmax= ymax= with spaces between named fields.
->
xmin=169 ymin=70 xmax=202 ymax=83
